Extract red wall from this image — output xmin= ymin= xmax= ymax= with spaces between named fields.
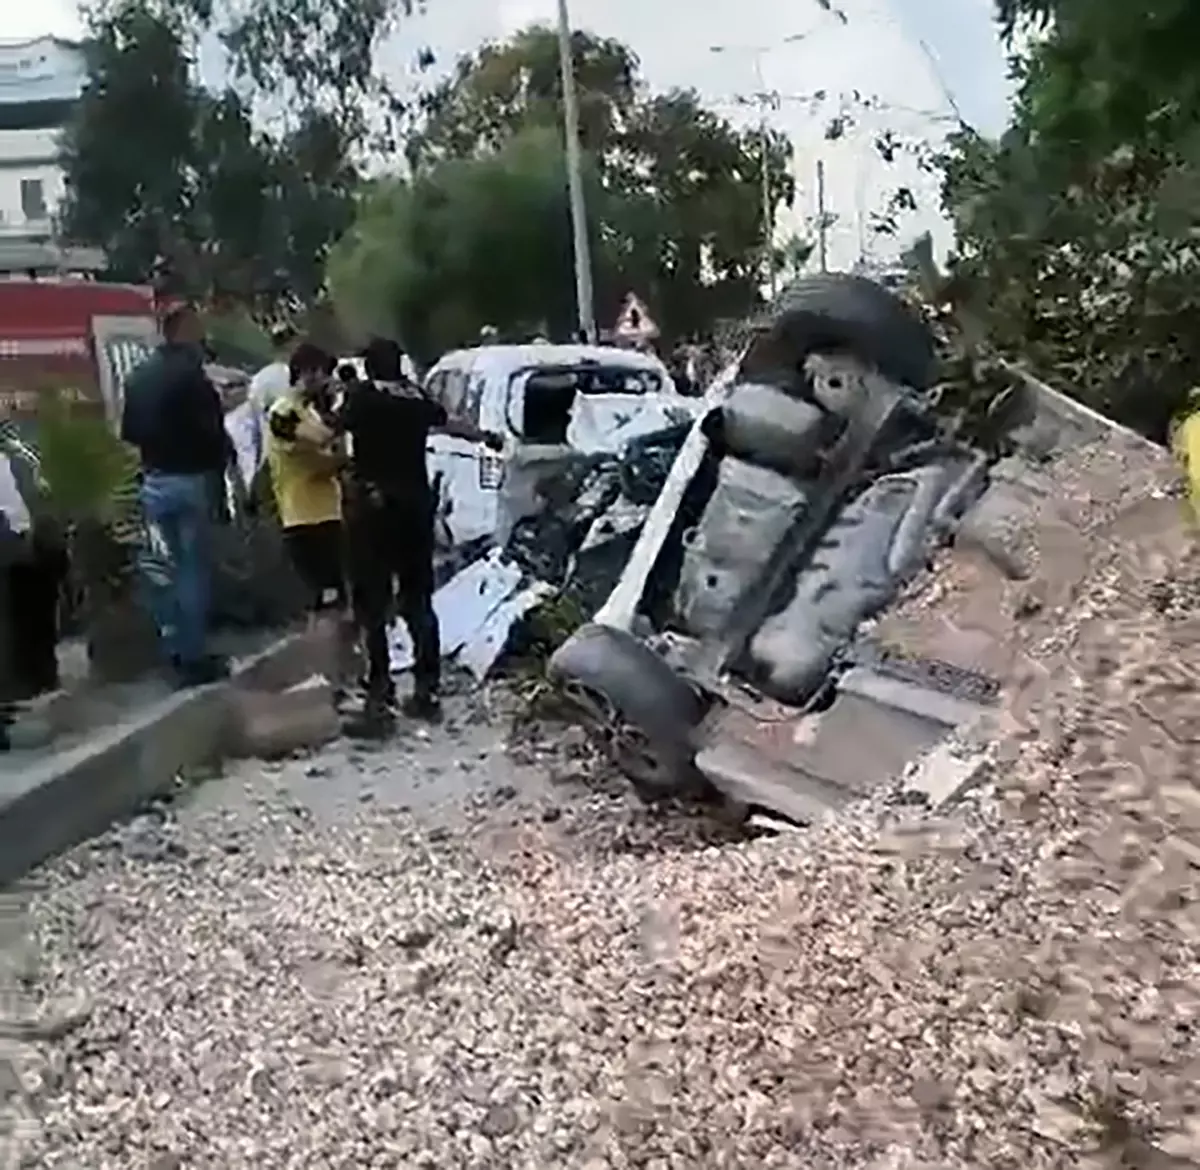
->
xmin=0 ymin=280 xmax=157 ymax=418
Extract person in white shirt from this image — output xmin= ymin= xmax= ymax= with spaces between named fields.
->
xmin=247 ymin=324 xmax=298 ymax=471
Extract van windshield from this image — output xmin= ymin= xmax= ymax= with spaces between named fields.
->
xmin=577 ymin=365 xmax=662 ymax=396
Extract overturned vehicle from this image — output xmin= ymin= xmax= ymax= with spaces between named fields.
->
xmin=548 ymin=273 xmax=1144 ymax=822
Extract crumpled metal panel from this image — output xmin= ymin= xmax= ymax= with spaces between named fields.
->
xmin=748 ymin=462 xmax=956 ymax=703
xmin=675 ymin=458 xmax=810 ymax=638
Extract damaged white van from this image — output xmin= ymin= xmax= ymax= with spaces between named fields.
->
xmin=422 ymin=343 xmax=698 ymax=551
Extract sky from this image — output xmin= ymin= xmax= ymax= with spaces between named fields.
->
xmin=388 ymin=0 xmax=1016 ymax=270
xmin=3 ymin=0 xmax=1015 ymax=273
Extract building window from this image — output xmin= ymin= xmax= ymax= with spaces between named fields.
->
xmin=20 ymin=179 xmax=47 ymax=222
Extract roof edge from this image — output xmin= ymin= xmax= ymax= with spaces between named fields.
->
xmin=0 ymin=35 xmax=84 ymax=52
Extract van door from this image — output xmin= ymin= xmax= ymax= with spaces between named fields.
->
xmin=565 ymin=364 xmax=684 ymax=453
xmin=425 ymin=363 xmax=499 ymax=548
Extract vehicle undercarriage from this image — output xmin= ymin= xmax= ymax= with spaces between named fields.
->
xmin=548 ymin=274 xmax=1164 ymax=823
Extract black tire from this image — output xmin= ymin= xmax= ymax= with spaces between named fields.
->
xmin=548 ymin=623 xmax=705 ymax=799
xmin=742 ymin=273 xmax=936 ymax=391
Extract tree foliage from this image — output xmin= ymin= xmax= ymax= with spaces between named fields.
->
xmin=937 ymin=0 xmax=1200 ymax=440
xmin=331 ymin=27 xmax=794 ymax=352
xmin=330 ymin=128 xmax=609 ymax=362
xmin=85 ymin=0 xmax=414 ymax=128
xmin=60 ymin=0 xmax=408 ymax=311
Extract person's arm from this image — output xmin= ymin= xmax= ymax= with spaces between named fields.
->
xmin=268 ymin=403 xmax=344 ymax=475
xmin=439 ymin=415 xmax=502 ymax=448
xmin=190 ymin=364 xmax=231 ymax=472
xmin=120 ymin=371 xmax=145 ymax=449
xmin=419 ymin=396 xmax=503 ymax=449
xmin=247 ymin=370 xmax=269 ymax=468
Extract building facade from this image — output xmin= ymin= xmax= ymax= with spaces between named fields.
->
xmin=0 ymin=36 xmax=102 ymax=275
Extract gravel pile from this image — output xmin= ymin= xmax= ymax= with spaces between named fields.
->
xmin=6 ymin=443 xmax=1197 ymax=1168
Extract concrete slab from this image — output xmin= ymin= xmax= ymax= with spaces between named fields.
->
xmin=0 ymin=630 xmax=317 ymax=888
xmin=901 ymin=738 xmax=994 ymax=808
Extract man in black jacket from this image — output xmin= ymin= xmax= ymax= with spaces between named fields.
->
xmin=121 ymin=304 xmax=231 ymax=686
xmin=340 ymin=339 xmax=500 ymax=727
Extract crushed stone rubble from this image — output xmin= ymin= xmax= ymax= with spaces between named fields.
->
xmin=3 ymin=445 xmax=1198 ymax=1169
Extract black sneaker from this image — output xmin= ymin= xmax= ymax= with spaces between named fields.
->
xmin=173 ymin=655 xmax=230 ymax=688
xmin=342 ymin=700 xmax=395 ymax=739
xmin=402 ymin=693 xmax=443 ymax=723
xmin=357 ymin=675 xmax=397 ymax=706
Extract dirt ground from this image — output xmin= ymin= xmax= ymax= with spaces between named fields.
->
xmin=2 ymin=433 xmax=1197 ymax=1169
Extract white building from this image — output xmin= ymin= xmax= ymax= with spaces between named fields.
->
xmin=0 ymin=35 xmax=101 ymax=274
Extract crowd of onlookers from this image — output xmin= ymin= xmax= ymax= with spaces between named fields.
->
xmin=0 ymin=310 xmax=727 ymax=747
xmin=117 ymin=307 xmax=506 ymax=733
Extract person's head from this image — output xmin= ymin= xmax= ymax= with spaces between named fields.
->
xmin=288 ymin=341 xmax=336 ymax=398
xmin=336 ymin=363 xmax=359 ymax=386
xmin=270 ymin=323 xmax=297 ymax=357
xmin=162 ymin=303 xmax=203 ymax=347
xmin=362 ymin=337 xmax=407 ymax=383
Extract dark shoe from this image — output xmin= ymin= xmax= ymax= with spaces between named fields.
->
xmin=342 ymin=700 xmax=395 ymax=740
xmin=359 ymin=676 xmax=397 ymax=708
xmin=402 ymin=693 xmax=443 ymax=723
xmin=173 ymin=655 xmax=230 ymax=688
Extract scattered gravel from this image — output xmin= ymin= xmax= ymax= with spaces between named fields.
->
xmin=4 ymin=435 xmax=1197 ymax=1169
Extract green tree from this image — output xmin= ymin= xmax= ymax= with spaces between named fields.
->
xmin=60 ymin=0 xmax=412 ymax=309
xmin=936 ymin=0 xmax=1200 ymax=441
xmin=86 ymin=0 xmax=414 ymax=130
xmin=58 ymin=4 xmax=200 ymax=284
xmin=408 ymin=27 xmax=639 ymax=166
xmin=368 ymin=26 xmax=793 ymax=343
xmin=330 ymin=128 xmax=608 ymax=361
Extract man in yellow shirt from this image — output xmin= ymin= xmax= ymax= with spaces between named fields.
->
xmin=266 ymin=342 xmax=348 ymax=624
xmin=1174 ymin=387 xmax=1200 ymax=525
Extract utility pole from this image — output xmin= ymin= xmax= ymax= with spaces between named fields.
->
xmin=751 ymin=55 xmax=776 ymax=301
xmin=556 ymin=0 xmax=595 ymax=342
xmin=816 ymin=158 xmax=828 ymax=272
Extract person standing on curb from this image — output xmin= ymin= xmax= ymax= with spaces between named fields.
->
xmin=264 ymin=342 xmax=355 ymax=691
xmin=121 ymin=304 xmax=230 ymax=686
xmin=338 ymin=338 xmax=501 ymax=730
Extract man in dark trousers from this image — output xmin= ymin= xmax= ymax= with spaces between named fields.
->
xmin=339 ymin=338 xmax=500 ymax=727
xmin=121 ymin=303 xmax=231 ymax=686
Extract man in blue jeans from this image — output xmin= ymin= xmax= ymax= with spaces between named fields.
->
xmin=121 ymin=304 xmax=231 ymax=686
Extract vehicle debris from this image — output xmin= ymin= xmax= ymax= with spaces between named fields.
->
xmin=548 ymin=272 xmax=1181 ymax=824
xmin=385 ymin=419 xmax=693 ymax=682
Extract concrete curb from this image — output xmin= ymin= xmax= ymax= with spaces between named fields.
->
xmin=0 ymin=631 xmax=316 ymax=888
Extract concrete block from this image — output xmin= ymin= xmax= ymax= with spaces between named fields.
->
xmin=0 ymin=630 xmax=319 ymax=887
xmin=0 ymin=681 xmax=232 ymax=887
xmin=903 ymin=739 xmax=993 ymax=808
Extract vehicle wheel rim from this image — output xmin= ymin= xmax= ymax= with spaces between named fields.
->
xmin=610 ymin=723 xmax=674 ymax=790
xmin=559 ymin=680 xmax=616 ymax=726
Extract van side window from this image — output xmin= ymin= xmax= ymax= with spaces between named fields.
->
xmin=463 ymin=373 xmax=486 ymax=425
xmin=521 ymin=370 xmax=578 ymax=445
xmin=579 ymin=366 xmax=662 ymax=395
xmin=426 ymin=371 xmax=446 ymax=408
xmin=443 ymin=369 xmax=468 ymax=416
